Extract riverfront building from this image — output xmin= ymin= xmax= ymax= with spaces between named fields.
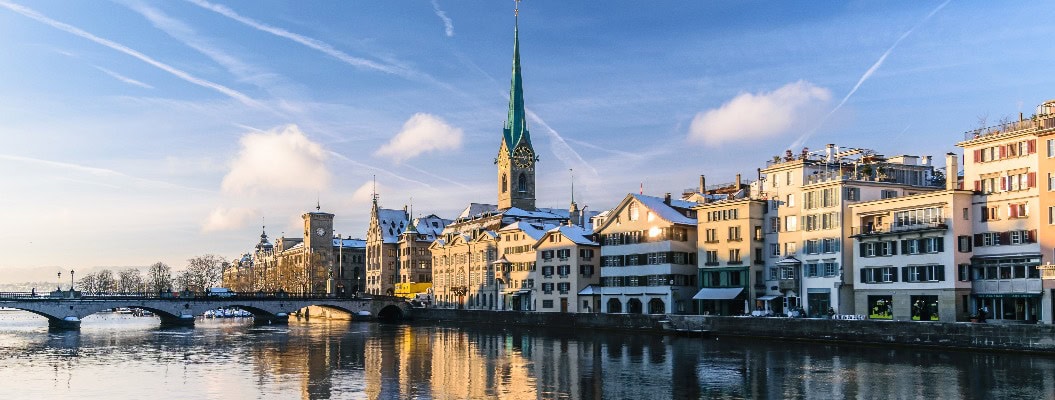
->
xmin=756 ymin=145 xmax=944 ymax=317
xmin=956 ymin=102 xmax=1055 ymax=323
xmin=596 ymin=193 xmax=699 ymax=315
xmin=535 ymin=223 xmax=601 ymax=313
xmin=849 ymin=154 xmax=975 ymax=322
xmin=692 ymin=183 xmax=767 ymax=316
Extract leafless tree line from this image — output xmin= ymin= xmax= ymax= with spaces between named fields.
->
xmin=76 ymin=254 xmax=226 ymax=295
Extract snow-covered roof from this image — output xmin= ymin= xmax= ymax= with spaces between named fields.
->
xmin=413 ymin=214 xmax=450 ymax=237
xmin=376 ymin=208 xmax=409 ymax=243
xmin=457 ymin=203 xmax=498 ymax=219
xmin=500 ymin=221 xmax=555 ymax=241
xmin=548 ymin=224 xmax=598 ymax=246
xmin=334 ymin=238 xmax=366 ymax=248
xmin=504 ymin=207 xmax=567 ymax=219
xmin=630 ymin=193 xmax=697 ymax=225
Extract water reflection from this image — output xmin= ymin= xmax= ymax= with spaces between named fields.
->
xmin=0 ymin=311 xmax=1053 ymax=399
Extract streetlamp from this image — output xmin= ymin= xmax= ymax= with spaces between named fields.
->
xmin=70 ymin=270 xmax=75 ymax=291
xmin=57 ymin=271 xmax=61 ymax=291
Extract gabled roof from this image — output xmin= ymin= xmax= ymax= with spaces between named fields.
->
xmin=595 ymin=193 xmax=698 ymax=233
xmin=458 ymin=203 xmax=499 ymax=220
xmin=536 ymin=224 xmax=598 ymax=247
xmin=375 ymin=208 xmax=409 ymax=243
xmin=499 ymin=221 xmax=554 ymax=241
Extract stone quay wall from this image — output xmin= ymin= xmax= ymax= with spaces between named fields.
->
xmin=412 ymin=309 xmax=1055 ymax=354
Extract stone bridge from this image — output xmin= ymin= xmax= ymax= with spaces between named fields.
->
xmin=0 ymin=291 xmax=411 ymax=330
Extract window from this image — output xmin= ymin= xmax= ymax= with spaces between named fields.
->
xmin=958 ymin=235 xmax=972 ymax=252
xmin=958 ymin=264 xmax=971 ymax=281
xmin=542 ymin=283 xmax=554 ymax=293
xmin=1049 ymin=173 xmax=1055 ymax=191
xmin=628 ymin=202 xmax=639 ymax=221
xmin=518 ymin=173 xmax=527 ymax=192
xmin=705 ymin=229 xmax=718 ymax=243
xmin=557 ymin=282 xmax=571 ymax=294
xmin=881 ymin=190 xmax=898 ymax=199
xmin=754 ymin=226 xmax=763 ymax=240
xmin=1009 ymin=203 xmax=1028 ymax=219
xmin=769 ymin=267 xmax=778 ymax=280
xmin=769 ymin=217 xmax=780 ymax=233
xmin=542 ymin=300 xmax=554 ymax=308
xmin=823 ymin=262 xmax=838 ymax=277
xmin=579 ymin=249 xmax=594 ymax=260
xmin=542 ymin=266 xmax=554 ymax=277
xmin=541 ymin=250 xmax=554 ymax=260
xmin=844 ymin=187 xmax=860 ymax=201
xmin=557 ymin=249 xmax=571 ymax=260
xmin=868 ymin=296 xmax=893 ymax=319
xmin=728 ymin=226 xmax=741 ymax=241
xmin=1051 ymin=206 xmax=1055 ymax=225
xmin=786 ymin=194 xmax=796 ymax=207
xmin=805 ymin=263 xmax=818 ymax=277
xmin=784 ymin=242 xmax=797 ymax=256
xmin=1048 ymin=139 xmax=1054 ymax=158
xmin=579 ymin=265 xmax=594 ymax=277
xmin=729 ymin=249 xmax=742 ymax=264
xmin=806 ymin=239 xmax=820 ymax=254
xmin=705 ymin=251 xmax=719 ymax=265
xmin=769 ymin=243 xmax=780 ymax=257
xmin=557 ymin=265 xmax=571 ymax=277
xmin=903 ymin=265 xmax=945 ymax=282
xmin=785 ymin=216 xmax=798 ymax=232
xmin=861 ymin=267 xmax=898 ymax=283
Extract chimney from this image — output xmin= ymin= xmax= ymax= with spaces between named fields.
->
xmin=945 ymin=153 xmax=958 ymax=191
xmin=735 ymin=173 xmax=741 ymax=189
xmin=699 ymin=175 xmax=706 ymax=193
xmin=663 ymin=192 xmax=672 ymax=205
xmin=826 ymin=144 xmax=835 ymax=163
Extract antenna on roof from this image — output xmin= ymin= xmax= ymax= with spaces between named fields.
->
xmin=316 ymin=192 xmax=321 ymax=211
xmin=371 ymin=175 xmax=379 ymax=205
xmin=514 ymin=0 xmax=520 ymax=17
xmin=570 ymin=168 xmax=575 ymax=203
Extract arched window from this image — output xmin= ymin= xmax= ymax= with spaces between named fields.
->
xmin=627 ymin=298 xmax=643 ymax=314
xmin=518 ymin=173 xmax=527 ymax=192
xmin=607 ymin=298 xmax=622 ymax=313
xmin=648 ymin=298 xmax=666 ymax=314
xmin=502 ymin=174 xmax=508 ymax=193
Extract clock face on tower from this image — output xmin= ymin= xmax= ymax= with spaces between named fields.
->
xmin=316 ymin=228 xmax=325 ymax=237
xmin=512 ymin=146 xmax=534 ymax=169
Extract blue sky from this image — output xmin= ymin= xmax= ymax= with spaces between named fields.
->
xmin=1 ymin=1 xmax=1053 ymax=277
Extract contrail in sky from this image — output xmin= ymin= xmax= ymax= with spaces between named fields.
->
xmin=0 ymin=154 xmax=210 ymax=193
xmin=431 ymin=0 xmax=455 ymax=37
xmin=328 ymin=151 xmax=434 ymax=189
xmin=791 ymin=0 xmax=950 ymax=149
xmin=0 ymin=0 xmax=265 ymax=109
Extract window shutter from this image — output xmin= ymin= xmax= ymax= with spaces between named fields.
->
xmin=936 ymin=238 xmax=944 ymax=252
xmin=1001 ymin=177 xmax=1007 ymax=191
xmin=974 ymin=234 xmax=983 ymax=246
xmin=859 ymin=242 xmax=867 ymax=255
xmin=1009 ymin=205 xmax=1018 ymax=219
xmin=891 ymin=268 xmax=898 ymax=282
xmin=936 ymin=266 xmax=945 ymax=281
xmin=974 ymin=180 xmax=981 ymax=191
xmin=901 ymin=240 xmax=909 ymax=254
xmin=889 ymin=240 xmax=897 ymax=255
xmin=999 ymin=232 xmax=1010 ymax=245
xmin=1028 ymin=229 xmax=1038 ymax=243
xmin=1028 ymin=172 xmax=1036 ymax=188
xmin=974 ymin=149 xmax=982 ymax=163
xmin=1029 ymin=139 xmax=1037 ymax=154
xmin=999 ymin=146 xmax=1006 ymax=158
xmin=860 ymin=271 xmax=867 ymax=283
xmin=901 ymin=267 xmax=909 ymax=282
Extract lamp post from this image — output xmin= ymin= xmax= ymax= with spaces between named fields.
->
xmin=70 ymin=270 xmax=75 ymax=291
xmin=57 ymin=271 xmax=61 ymax=291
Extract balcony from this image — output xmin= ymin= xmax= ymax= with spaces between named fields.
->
xmin=852 ymin=222 xmax=947 ymax=237
xmin=972 ymin=279 xmax=1043 ymax=294
xmin=962 ymin=115 xmax=1055 ymax=142
xmin=703 ymin=262 xmax=720 ymax=267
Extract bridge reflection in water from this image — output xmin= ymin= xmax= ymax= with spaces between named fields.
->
xmin=0 ymin=291 xmax=409 ymax=329
xmin=0 ymin=314 xmax=1053 ymax=399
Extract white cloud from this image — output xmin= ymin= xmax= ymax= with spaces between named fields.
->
xmin=375 ymin=113 xmax=463 ymax=163
xmin=201 ymin=206 xmax=257 ymax=232
xmin=688 ymin=80 xmax=831 ymax=146
xmin=221 ymin=125 xmax=330 ymax=194
xmin=431 ymin=0 xmax=454 ymax=37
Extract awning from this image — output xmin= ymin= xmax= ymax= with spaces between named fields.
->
xmin=691 ymin=287 xmax=744 ymax=300
xmin=757 ymin=295 xmax=781 ymax=301
xmin=776 ymin=256 xmax=802 ymax=265
xmin=515 ymin=289 xmax=531 ymax=294
xmin=577 ymin=285 xmax=601 ymax=295
xmin=974 ymin=292 xmax=1042 ymax=299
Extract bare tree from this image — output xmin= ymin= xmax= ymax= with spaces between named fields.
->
xmin=147 ymin=262 xmax=173 ymax=293
xmin=184 ymin=254 xmax=227 ymax=291
xmin=118 ymin=268 xmax=143 ymax=293
xmin=175 ymin=269 xmax=193 ymax=292
xmin=77 ymin=273 xmax=97 ymax=295
xmin=95 ymin=269 xmax=116 ymax=294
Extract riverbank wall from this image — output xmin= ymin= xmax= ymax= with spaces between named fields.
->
xmin=412 ymin=308 xmax=1055 ymax=354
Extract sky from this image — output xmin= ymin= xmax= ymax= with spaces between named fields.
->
xmin=1 ymin=1 xmax=1053 ymax=280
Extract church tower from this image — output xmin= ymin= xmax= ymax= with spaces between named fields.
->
xmin=496 ymin=5 xmax=536 ymax=211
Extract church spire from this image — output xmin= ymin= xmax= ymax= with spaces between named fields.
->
xmin=503 ymin=0 xmax=530 ymax=155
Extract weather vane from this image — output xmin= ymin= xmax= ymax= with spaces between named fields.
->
xmin=514 ymin=0 xmax=520 ymax=16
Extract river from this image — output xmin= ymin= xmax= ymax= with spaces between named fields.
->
xmin=0 ymin=310 xmax=1052 ymax=399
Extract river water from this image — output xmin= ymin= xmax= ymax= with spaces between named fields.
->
xmin=0 ymin=310 xmax=1053 ymax=399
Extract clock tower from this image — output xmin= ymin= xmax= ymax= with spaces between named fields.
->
xmin=303 ymin=204 xmax=335 ymax=293
xmin=497 ymin=7 xmax=536 ymax=211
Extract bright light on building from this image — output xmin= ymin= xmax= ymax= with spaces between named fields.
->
xmin=648 ymin=227 xmax=661 ymax=237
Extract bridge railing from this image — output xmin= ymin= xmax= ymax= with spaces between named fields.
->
xmin=0 ymin=290 xmax=406 ymax=302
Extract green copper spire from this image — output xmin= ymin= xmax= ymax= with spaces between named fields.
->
xmin=503 ymin=6 xmax=530 ymax=155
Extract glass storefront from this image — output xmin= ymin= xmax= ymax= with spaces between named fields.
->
xmin=868 ymin=295 xmax=893 ymax=319
xmin=910 ymin=295 xmax=939 ymax=321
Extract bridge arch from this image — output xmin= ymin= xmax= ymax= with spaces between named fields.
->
xmin=377 ymin=305 xmax=404 ymax=322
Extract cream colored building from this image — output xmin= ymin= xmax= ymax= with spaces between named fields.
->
xmin=534 ymin=224 xmax=600 ymax=313
xmin=757 ymin=145 xmax=943 ymax=316
xmin=693 ymin=195 xmax=767 ymax=316
xmin=596 ymin=193 xmax=699 ymax=315
xmin=849 ymin=156 xmax=975 ymax=322
xmin=957 ymin=102 xmax=1053 ymax=323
